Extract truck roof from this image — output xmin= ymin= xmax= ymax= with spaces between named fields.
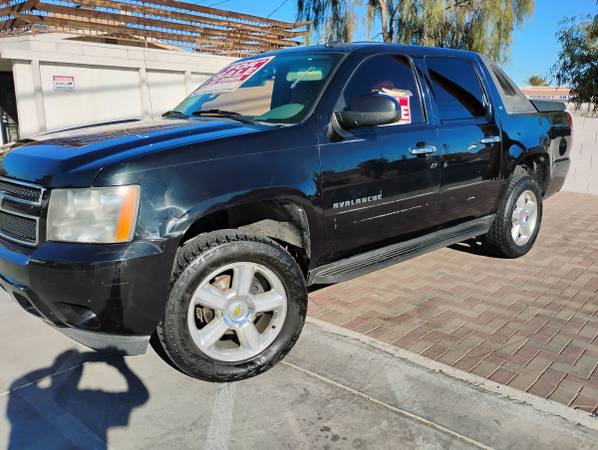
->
xmin=258 ymin=42 xmax=482 ymax=59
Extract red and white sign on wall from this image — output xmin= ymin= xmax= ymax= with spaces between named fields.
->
xmin=195 ymin=56 xmax=275 ymax=94
xmin=53 ymin=75 xmax=75 ymax=91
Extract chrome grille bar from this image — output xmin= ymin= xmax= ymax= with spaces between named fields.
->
xmin=0 ymin=176 xmax=44 ymax=206
xmin=0 ymin=177 xmax=44 ymax=246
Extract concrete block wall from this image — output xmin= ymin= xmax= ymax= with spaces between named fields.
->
xmin=562 ymin=110 xmax=598 ymax=195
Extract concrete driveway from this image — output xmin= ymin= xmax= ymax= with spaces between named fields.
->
xmin=2 ymin=291 xmax=598 ymax=449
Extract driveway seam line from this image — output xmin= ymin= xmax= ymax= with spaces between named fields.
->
xmin=0 ymin=362 xmax=87 ymax=398
xmin=282 ymin=361 xmax=494 ymax=450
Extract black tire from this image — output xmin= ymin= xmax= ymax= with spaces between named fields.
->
xmin=484 ymin=174 xmax=543 ymax=258
xmin=156 ymin=230 xmax=307 ymax=382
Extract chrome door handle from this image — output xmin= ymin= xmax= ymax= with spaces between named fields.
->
xmin=409 ymin=145 xmax=437 ymax=156
xmin=480 ymin=136 xmax=501 ymax=144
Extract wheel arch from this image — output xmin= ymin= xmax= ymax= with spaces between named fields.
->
xmin=507 ymin=144 xmax=550 ymax=195
xmin=174 ymin=194 xmax=314 ymax=274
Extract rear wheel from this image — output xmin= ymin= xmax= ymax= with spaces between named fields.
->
xmin=156 ymin=230 xmax=307 ymax=382
xmin=484 ymin=174 xmax=543 ymax=258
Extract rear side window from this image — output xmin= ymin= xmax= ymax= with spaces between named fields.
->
xmin=339 ymin=54 xmax=425 ymax=125
xmin=488 ymin=62 xmax=536 ymax=114
xmin=426 ymin=57 xmax=486 ymax=121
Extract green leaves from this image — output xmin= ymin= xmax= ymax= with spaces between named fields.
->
xmin=297 ymin=0 xmax=359 ymax=44
xmin=297 ymin=0 xmax=534 ymax=62
xmin=552 ymin=11 xmax=598 ymax=114
xmin=527 ymin=75 xmax=548 ymax=86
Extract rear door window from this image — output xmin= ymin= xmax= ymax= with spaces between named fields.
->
xmin=338 ymin=54 xmax=425 ymax=126
xmin=426 ymin=57 xmax=487 ymax=121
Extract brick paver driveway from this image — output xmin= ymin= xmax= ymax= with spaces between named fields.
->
xmin=309 ymin=192 xmax=598 ymax=412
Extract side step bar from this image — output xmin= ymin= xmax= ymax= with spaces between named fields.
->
xmin=308 ymin=215 xmax=495 ymax=285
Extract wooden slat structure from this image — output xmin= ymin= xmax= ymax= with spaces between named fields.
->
xmin=0 ymin=0 xmax=308 ymax=57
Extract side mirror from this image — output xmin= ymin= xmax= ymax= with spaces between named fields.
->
xmin=336 ymin=95 xmax=402 ymax=129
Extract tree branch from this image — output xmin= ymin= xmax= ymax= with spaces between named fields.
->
xmin=444 ymin=0 xmax=472 ymax=11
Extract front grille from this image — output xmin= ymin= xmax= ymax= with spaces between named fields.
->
xmin=0 ymin=177 xmax=43 ymax=205
xmin=0 ymin=177 xmax=43 ymax=246
xmin=0 ymin=211 xmax=37 ymax=244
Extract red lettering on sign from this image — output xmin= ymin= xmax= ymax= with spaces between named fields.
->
xmin=196 ymin=56 xmax=275 ymax=93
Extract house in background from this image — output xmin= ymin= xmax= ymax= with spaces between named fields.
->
xmin=520 ymin=86 xmax=572 ymax=102
xmin=0 ymin=32 xmax=236 ymax=145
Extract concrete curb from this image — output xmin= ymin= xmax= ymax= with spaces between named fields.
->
xmin=306 ymin=316 xmax=598 ymax=432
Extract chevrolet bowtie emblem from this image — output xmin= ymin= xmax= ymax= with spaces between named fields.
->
xmin=233 ymin=304 xmax=242 ymax=318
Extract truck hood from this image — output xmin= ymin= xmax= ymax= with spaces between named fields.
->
xmin=0 ymin=118 xmax=267 ymax=187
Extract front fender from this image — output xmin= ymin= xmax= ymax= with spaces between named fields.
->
xmin=94 ymin=139 xmax=324 ymax=264
xmin=168 ymin=188 xmax=315 ymax=244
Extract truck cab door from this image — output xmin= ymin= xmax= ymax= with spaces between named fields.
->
xmin=320 ymin=54 xmax=442 ymax=259
xmin=424 ymin=56 xmax=503 ymax=223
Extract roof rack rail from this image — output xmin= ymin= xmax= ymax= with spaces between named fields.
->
xmin=324 ymin=41 xmax=346 ymax=48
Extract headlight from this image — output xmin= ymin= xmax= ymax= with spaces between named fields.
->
xmin=47 ymin=185 xmax=140 ymax=243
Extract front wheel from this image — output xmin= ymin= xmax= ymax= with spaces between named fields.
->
xmin=156 ymin=230 xmax=307 ymax=382
xmin=484 ymin=174 xmax=543 ymax=258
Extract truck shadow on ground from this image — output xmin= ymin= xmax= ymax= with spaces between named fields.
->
xmin=6 ymin=349 xmax=149 ymax=450
xmin=449 ymin=238 xmax=495 ymax=257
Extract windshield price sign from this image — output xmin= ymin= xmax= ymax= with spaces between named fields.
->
xmin=196 ymin=56 xmax=275 ymax=94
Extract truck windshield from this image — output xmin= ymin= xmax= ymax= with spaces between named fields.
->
xmin=171 ymin=53 xmax=342 ymax=124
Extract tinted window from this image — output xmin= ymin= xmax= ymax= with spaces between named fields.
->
xmin=488 ymin=62 xmax=536 ymax=114
xmin=339 ymin=54 xmax=424 ymax=125
xmin=492 ymin=64 xmax=518 ymax=96
xmin=426 ymin=57 xmax=486 ymax=121
xmin=174 ymin=53 xmax=342 ymax=124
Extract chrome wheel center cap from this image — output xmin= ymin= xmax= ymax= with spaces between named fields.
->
xmin=223 ymin=297 xmax=254 ymax=326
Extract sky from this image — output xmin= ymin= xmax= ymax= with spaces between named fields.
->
xmin=194 ymin=0 xmax=596 ymax=86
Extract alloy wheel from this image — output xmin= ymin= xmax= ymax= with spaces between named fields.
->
xmin=186 ymin=262 xmax=287 ymax=362
xmin=511 ymin=190 xmax=538 ymax=246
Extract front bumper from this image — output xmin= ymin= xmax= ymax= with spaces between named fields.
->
xmin=0 ymin=238 xmax=178 ymax=355
xmin=57 ymin=326 xmax=151 ymax=355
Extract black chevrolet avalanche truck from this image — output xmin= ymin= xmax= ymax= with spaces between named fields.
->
xmin=0 ymin=43 xmax=571 ymax=381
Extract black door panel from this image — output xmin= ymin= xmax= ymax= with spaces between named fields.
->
xmin=425 ymin=56 xmax=503 ymax=224
xmin=321 ymin=126 xmax=441 ymax=257
xmin=320 ymin=54 xmax=441 ymax=259
xmin=438 ymin=122 xmax=503 ymax=221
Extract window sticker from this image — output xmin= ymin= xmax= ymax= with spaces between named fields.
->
xmin=194 ymin=56 xmax=275 ymax=94
xmin=380 ymin=88 xmax=412 ymax=125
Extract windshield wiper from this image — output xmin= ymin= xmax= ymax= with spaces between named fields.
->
xmin=191 ymin=109 xmax=260 ymax=125
xmin=162 ymin=110 xmax=189 ymax=119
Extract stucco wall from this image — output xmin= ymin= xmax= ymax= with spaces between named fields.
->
xmin=0 ymin=33 xmax=234 ymax=138
xmin=562 ymin=110 xmax=598 ymax=195
xmin=40 ymin=63 xmax=143 ymax=131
